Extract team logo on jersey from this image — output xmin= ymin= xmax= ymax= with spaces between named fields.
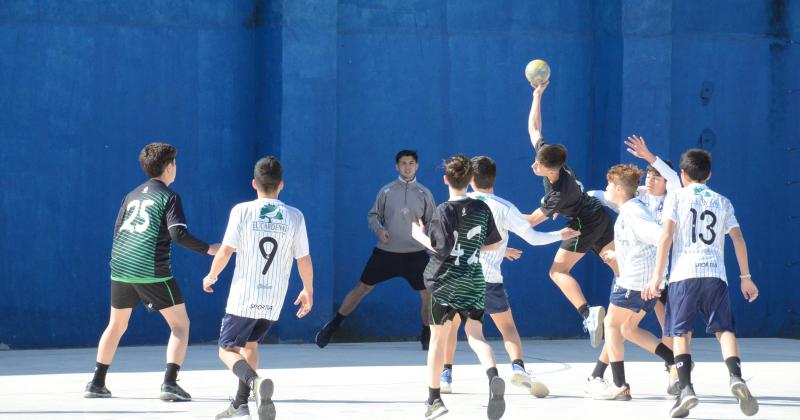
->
xmin=259 ymin=204 xmax=284 ymax=223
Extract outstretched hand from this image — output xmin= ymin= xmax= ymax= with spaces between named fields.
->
xmin=504 ymin=247 xmax=522 ymax=261
xmin=624 ymin=135 xmax=656 ymax=164
xmin=532 ymin=80 xmax=550 ymax=97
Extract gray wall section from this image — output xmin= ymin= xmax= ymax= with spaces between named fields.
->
xmin=0 ymin=0 xmax=797 ymax=348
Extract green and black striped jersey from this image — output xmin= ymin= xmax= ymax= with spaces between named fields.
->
xmin=423 ymin=197 xmax=501 ymax=310
xmin=110 ymin=179 xmax=208 ymax=283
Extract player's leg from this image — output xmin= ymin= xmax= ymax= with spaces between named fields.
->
xmin=440 ymin=313 xmax=460 ymax=394
xmin=86 ymin=306 xmax=133 ymax=398
xmin=592 ymin=304 xmax=633 ymax=400
xmin=405 ymin=250 xmax=433 ymax=350
xmin=463 ymin=315 xmax=505 ymax=420
xmin=550 ymin=248 xmax=605 ymax=347
xmin=666 ymin=280 xmax=700 ymax=418
xmin=655 ymin=291 xmax=674 ymax=350
xmin=490 ymin=309 xmax=549 ymax=398
xmin=218 ymin=316 xmax=275 ymax=420
xmin=159 ymin=302 xmax=192 ymax=401
xmin=425 ymin=302 xmax=451 ymax=419
xmin=701 ymin=278 xmax=758 ymax=416
xmin=316 ymin=249 xmax=391 ymax=348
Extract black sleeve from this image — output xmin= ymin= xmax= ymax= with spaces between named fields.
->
xmin=426 ymin=206 xmax=454 ymax=257
xmin=482 ymin=205 xmax=502 ymax=246
xmin=113 ymin=195 xmax=128 ymax=235
xmin=165 ymin=193 xmax=209 ymax=254
xmin=539 ymin=190 xmax=562 ymax=217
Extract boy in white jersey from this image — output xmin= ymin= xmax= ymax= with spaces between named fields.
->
xmin=202 ymin=157 xmax=314 ymax=420
xmin=585 ymin=136 xmax=681 ymax=394
xmin=643 ymin=149 xmax=759 ymax=418
xmin=589 ymin=164 xmax=678 ymax=401
xmin=440 ymin=156 xmax=579 ymax=397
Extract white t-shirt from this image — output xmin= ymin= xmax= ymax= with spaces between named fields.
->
xmin=664 ymin=184 xmax=738 ymax=284
xmin=468 ymin=192 xmax=561 ymax=284
xmin=222 ymin=198 xmax=309 ymax=320
xmin=613 ymin=199 xmax=663 ymax=291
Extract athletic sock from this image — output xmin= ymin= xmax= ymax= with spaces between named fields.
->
xmin=591 ymin=360 xmax=608 ymax=379
xmin=578 ymin=303 xmax=590 ymax=319
xmin=486 ymin=367 xmax=499 ymax=381
xmin=610 ymin=361 xmax=626 ymax=387
xmin=92 ymin=362 xmax=110 ymax=387
xmin=675 ymin=354 xmax=693 ymax=389
xmin=330 ymin=312 xmax=346 ymax=329
xmin=164 ymin=363 xmax=180 ymax=385
xmin=232 ymin=360 xmax=259 ymax=388
xmin=428 ymin=387 xmax=441 ymax=405
xmin=655 ymin=343 xmax=675 ymax=366
xmin=233 ymin=380 xmax=250 ymax=409
xmin=725 ymin=356 xmax=742 ymax=378
xmin=511 ymin=359 xmax=525 ymax=370
xmin=443 ymin=364 xmax=453 ymax=371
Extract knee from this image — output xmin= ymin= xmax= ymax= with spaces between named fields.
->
xmin=620 ymin=324 xmax=634 ymax=339
xmin=170 ymin=319 xmax=190 ymax=337
xmin=107 ymin=319 xmax=129 ymax=334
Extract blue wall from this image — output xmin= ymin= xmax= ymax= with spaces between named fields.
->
xmin=1 ymin=0 xmax=797 ymax=349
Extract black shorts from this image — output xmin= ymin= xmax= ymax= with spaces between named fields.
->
xmin=561 ymin=208 xmax=614 ymax=254
xmin=485 ymin=283 xmax=511 ymax=314
xmin=429 ymin=300 xmax=484 ymax=326
xmin=111 ymin=278 xmax=184 ymax=311
xmin=359 ymin=248 xmax=428 ymax=291
xmin=218 ymin=313 xmax=274 ymax=348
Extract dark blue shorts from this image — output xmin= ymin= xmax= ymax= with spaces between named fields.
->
xmin=485 ymin=283 xmax=511 ymax=314
xmin=218 ymin=313 xmax=274 ymax=348
xmin=664 ymin=277 xmax=735 ymax=337
xmin=609 ymin=281 xmax=657 ymax=313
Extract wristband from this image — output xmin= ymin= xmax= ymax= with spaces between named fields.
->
xmin=204 ymin=275 xmax=217 ymax=284
xmin=739 ymin=274 xmax=751 ymax=279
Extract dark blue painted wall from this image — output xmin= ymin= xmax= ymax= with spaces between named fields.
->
xmin=1 ymin=0 xmax=797 ymax=349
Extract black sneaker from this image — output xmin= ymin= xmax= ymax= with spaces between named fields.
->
xmin=315 ymin=322 xmax=336 ymax=349
xmin=253 ymin=377 xmax=276 ymax=420
xmin=160 ymin=382 xmax=191 ymax=402
xmin=420 ymin=326 xmax=431 ymax=351
xmin=425 ymin=398 xmax=448 ymax=419
xmin=669 ymin=384 xmax=698 ymax=418
xmin=84 ymin=381 xmax=111 ymax=398
xmin=730 ymin=376 xmax=759 ymax=416
xmin=488 ymin=376 xmax=506 ymax=420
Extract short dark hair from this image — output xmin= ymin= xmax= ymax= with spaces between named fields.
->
xmin=254 ymin=156 xmax=282 ymax=193
xmin=471 ymin=156 xmax=496 ymax=189
xmin=647 ymin=159 xmax=674 ymax=177
xmin=679 ymin=149 xmax=712 ymax=182
xmin=535 ymin=143 xmax=568 ymax=169
xmin=395 ymin=150 xmax=418 ymax=163
xmin=607 ymin=164 xmax=643 ymax=197
xmin=444 ymin=154 xmax=473 ymax=190
xmin=139 ymin=143 xmax=177 ymax=178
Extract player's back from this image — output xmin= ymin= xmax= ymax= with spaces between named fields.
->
xmin=224 ymin=198 xmax=308 ymax=320
xmin=667 ymin=184 xmax=738 ymax=283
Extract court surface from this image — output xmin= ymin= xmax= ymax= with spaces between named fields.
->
xmin=0 ymin=338 xmax=797 ymax=419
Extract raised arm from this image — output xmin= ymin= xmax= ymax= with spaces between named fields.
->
xmin=528 ymin=81 xmax=549 ymax=150
xmin=625 ymin=135 xmax=681 ymax=191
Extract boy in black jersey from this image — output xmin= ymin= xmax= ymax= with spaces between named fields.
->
xmin=411 ymin=155 xmax=504 ymax=420
xmin=84 ymin=143 xmax=219 ymax=401
xmin=526 ymin=81 xmax=618 ymax=347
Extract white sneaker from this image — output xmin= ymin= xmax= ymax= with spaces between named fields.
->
xmin=582 ymin=306 xmax=606 ymax=348
xmin=584 ymin=376 xmax=608 ymax=397
xmin=510 ymin=364 xmax=549 ymax=398
xmin=592 ymin=382 xmax=631 ymax=401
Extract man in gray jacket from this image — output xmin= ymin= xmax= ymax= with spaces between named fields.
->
xmin=316 ymin=150 xmax=437 ymax=350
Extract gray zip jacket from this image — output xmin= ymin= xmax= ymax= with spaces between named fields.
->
xmin=368 ymin=177 xmax=436 ymax=253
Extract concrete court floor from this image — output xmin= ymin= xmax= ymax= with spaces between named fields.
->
xmin=0 ymin=338 xmax=798 ymax=420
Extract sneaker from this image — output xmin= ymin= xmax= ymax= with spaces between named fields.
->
xmin=440 ymin=368 xmax=452 ymax=394
xmin=669 ymin=384 xmax=698 ymax=418
xmin=215 ymin=401 xmax=251 ymax=419
xmin=83 ymin=381 xmax=111 ymax=398
xmin=253 ymin=377 xmax=276 ymax=420
xmin=666 ymin=365 xmax=680 ymax=396
xmin=509 ymin=364 xmax=549 ymax=398
xmin=487 ymin=376 xmax=506 ymax=420
xmin=425 ymin=398 xmax=448 ymax=419
xmin=592 ymin=382 xmax=632 ymax=401
xmin=421 ymin=326 xmax=431 ymax=351
xmin=582 ymin=306 xmax=606 ymax=348
xmin=160 ymin=382 xmax=191 ymax=402
xmin=730 ymin=376 xmax=759 ymax=416
xmin=315 ymin=321 xmax=336 ymax=349
xmin=584 ymin=376 xmax=608 ymax=397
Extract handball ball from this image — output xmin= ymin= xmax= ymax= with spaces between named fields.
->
xmin=525 ymin=59 xmax=550 ymax=85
